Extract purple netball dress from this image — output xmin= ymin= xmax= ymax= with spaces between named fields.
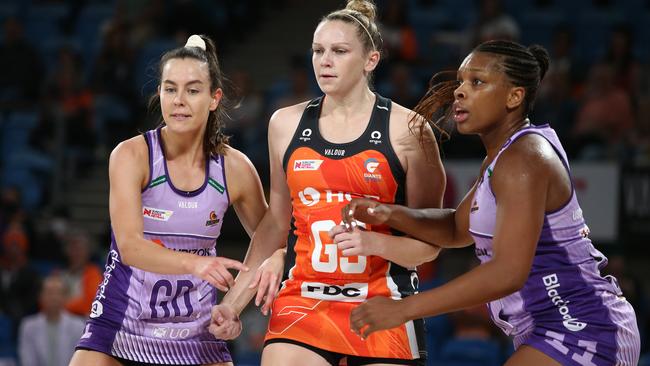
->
xmin=77 ymin=128 xmax=232 ymax=364
xmin=468 ymin=124 xmax=640 ymax=366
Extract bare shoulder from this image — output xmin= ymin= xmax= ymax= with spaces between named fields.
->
xmin=268 ymin=101 xmax=311 ymax=159
xmin=268 ymin=101 xmax=310 ymax=136
xmin=493 ymin=134 xmax=558 ymax=183
xmin=110 ymin=135 xmax=149 ymax=166
xmin=222 ymin=145 xmax=254 ymax=171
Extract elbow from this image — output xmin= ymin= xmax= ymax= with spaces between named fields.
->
xmin=115 ymin=239 xmax=138 ymax=267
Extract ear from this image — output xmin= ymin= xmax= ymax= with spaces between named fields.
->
xmin=506 ymin=86 xmax=525 ymax=110
xmin=364 ymin=50 xmax=381 ymax=73
xmin=210 ymin=88 xmax=223 ymax=111
xmin=157 ymin=85 xmax=161 ymax=96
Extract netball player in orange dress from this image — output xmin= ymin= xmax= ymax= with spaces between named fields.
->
xmin=209 ymin=1 xmax=445 ymax=365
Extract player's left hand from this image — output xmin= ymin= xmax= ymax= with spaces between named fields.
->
xmin=208 ymin=303 xmax=242 ymax=340
xmin=350 ymin=297 xmax=404 ymax=339
xmin=330 ymin=226 xmax=378 ymax=257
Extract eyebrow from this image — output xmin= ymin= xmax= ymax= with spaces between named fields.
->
xmin=312 ymin=42 xmax=352 ymax=47
xmin=162 ymin=80 xmax=204 ymax=85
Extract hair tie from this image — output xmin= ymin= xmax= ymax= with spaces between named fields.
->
xmin=344 ymin=13 xmax=376 ymax=51
xmin=185 ymin=35 xmax=206 ymax=50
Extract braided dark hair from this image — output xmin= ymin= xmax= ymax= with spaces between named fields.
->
xmin=412 ymin=40 xmax=550 ymax=144
xmin=474 ymin=40 xmax=549 ymax=115
xmin=148 ymin=35 xmax=230 ymax=157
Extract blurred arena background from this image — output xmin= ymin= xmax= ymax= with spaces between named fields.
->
xmin=0 ymin=0 xmax=648 ymax=365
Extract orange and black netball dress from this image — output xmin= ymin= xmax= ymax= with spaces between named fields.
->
xmin=265 ymin=94 xmax=426 ymax=362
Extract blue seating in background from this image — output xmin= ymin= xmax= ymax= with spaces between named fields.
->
xmin=437 ymin=338 xmax=502 ymax=366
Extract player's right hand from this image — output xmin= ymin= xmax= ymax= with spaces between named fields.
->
xmin=190 ymin=256 xmax=249 ymax=292
xmin=248 ymin=248 xmax=285 ymax=315
xmin=209 ymin=303 xmax=242 ymax=340
xmin=341 ymin=198 xmax=392 ymax=230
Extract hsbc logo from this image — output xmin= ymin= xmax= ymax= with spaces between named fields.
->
xmin=298 ymin=187 xmax=379 ymax=207
xmin=301 ymin=282 xmax=368 ymax=302
xmin=294 ymin=159 xmax=323 ymax=171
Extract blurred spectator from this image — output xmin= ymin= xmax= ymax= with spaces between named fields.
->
xmin=42 ymin=46 xmax=96 ymax=176
xmin=534 ymin=70 xmax=578 ymax=154
xmin=573 ymin=63 xmax=635 ymax=159
xmin=0 ymin=221 xmax=40 ymax=331
xmin=18 ymin=274 xmax=85 ymax=366
xmin=228 ymin=69 xmax=267 ymax=168
xmin=271 ymin=55 xmax=317 ymax=111
xmin=379 ymin=0 xmax=419 ymax=62
xmin=91 ymin=20 xmax=137 ymax=151
xmin=0 ymin=18 xmax=45 ymax=109
xmin=60 ymin=228 xmax=101 ymax=317
xmin=471 ymin=0 xmax=520 ymax=46
xmin=379 ymin=62 xmax=422 ymax=108
xmin=603 ymin=24 xmax=640 ymax=94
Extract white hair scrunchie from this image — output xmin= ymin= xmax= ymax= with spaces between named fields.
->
xmin=185 ymin=35 xmax=206 ymax=50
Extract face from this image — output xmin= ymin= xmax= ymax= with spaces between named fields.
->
xmin=312 ymin=20 xmax=379 ymax=95
xmin=453 ymin=52 xmax=520 ymax=135
xmin=40 ymin=277 xmax=67 ymax=314
xmin=159 ymin=58 xmax=222 ymax=133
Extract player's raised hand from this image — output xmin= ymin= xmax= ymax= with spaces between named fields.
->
xmin=341 ymin=198 xmax=392 ymax=230
xmin=249 ymin=249 xmax=285 ymax=315
xmin=209 ymin=303 xmax=242 ymax=340
xmin=350 ymin=296 xmax=405 ymax=339
xmin=191 ymin=256 xmax=249 ymax=292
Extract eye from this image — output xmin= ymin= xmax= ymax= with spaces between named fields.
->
xmin=164 ymin=87 xmax=176 ymax=93
xmin=188 ymin=89 xmax=199 ymax=95
xmin=334 ymin=48 xmax=347 ymax=54
xmin=312 ymin=48 xmax=323 ymax=54
xmin=472 ymin=78 xmax=484 ymax=86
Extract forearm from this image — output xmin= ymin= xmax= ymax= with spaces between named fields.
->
xmin=373 ymin=234 xmax=440 ymax=268
xmin=221 ymin=220 xmax=287 ymax=314
xmin=386 ymin=206 xmax=469 ymax=248
xmin=119 ymin=238 xmax=196 ymax=274
xmin=402 ymin=260 xmax=521 ymax=320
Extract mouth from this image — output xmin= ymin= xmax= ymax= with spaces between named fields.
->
xmin=170 ymin=113 xmax=191 ymax=121
xmin=452 ymin=104 xmax=469 ymax=123
xmin=319 ymin=74 xmax=336 ymax=80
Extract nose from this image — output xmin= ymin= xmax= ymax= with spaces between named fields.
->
xmin=453 ymin=82 xmax=466 ymax=100
xmin=320 ymin=50 xmax=333 ymax=67
xmin=173 ymin=90 xmax=185 ymax=106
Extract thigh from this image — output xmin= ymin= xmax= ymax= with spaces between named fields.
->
xmin=504 ymin=345 xmax=561 ymax=366
xmin=69 ymin=349 xmax=123 ymax=366
xmin=262 ymin=341 xmax=338 ymax=366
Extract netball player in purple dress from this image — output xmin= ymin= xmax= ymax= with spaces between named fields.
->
xmin=333 ymin=40 xmax=640 ymax=365
xmin=68 ymin=35 xmax=276 ymax=366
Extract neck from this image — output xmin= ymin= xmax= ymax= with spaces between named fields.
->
xmin=323 ymin=85 xmax=375 ymax=122
xmin=44 ymin=310 xmax=61 ymax=323
xmin=161 ymin=126 xmax=206 ymax=165
xmin=480 ymin=115 xmax=530 ymax=160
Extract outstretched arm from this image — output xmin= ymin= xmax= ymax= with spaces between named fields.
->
xmin=109 ymin=137 xmax=247 ymax=291
xmin=350 ymin=143 xmax=549 ymax=338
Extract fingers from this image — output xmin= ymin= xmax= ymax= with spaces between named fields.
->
xmin=328 ymin=224 xmax=348 ymax=239
xmin=219 ymin=258 xmax=249 ymax=272
xmin=261 ymin=274 xmax=279 ymax=316
xmin=341 ymin=202 xmax=356 ymax=229
xmin=211 ymin=306 xmax=226 ymax=324
xmin=254 ymin=270 xmax=268 ymax=307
